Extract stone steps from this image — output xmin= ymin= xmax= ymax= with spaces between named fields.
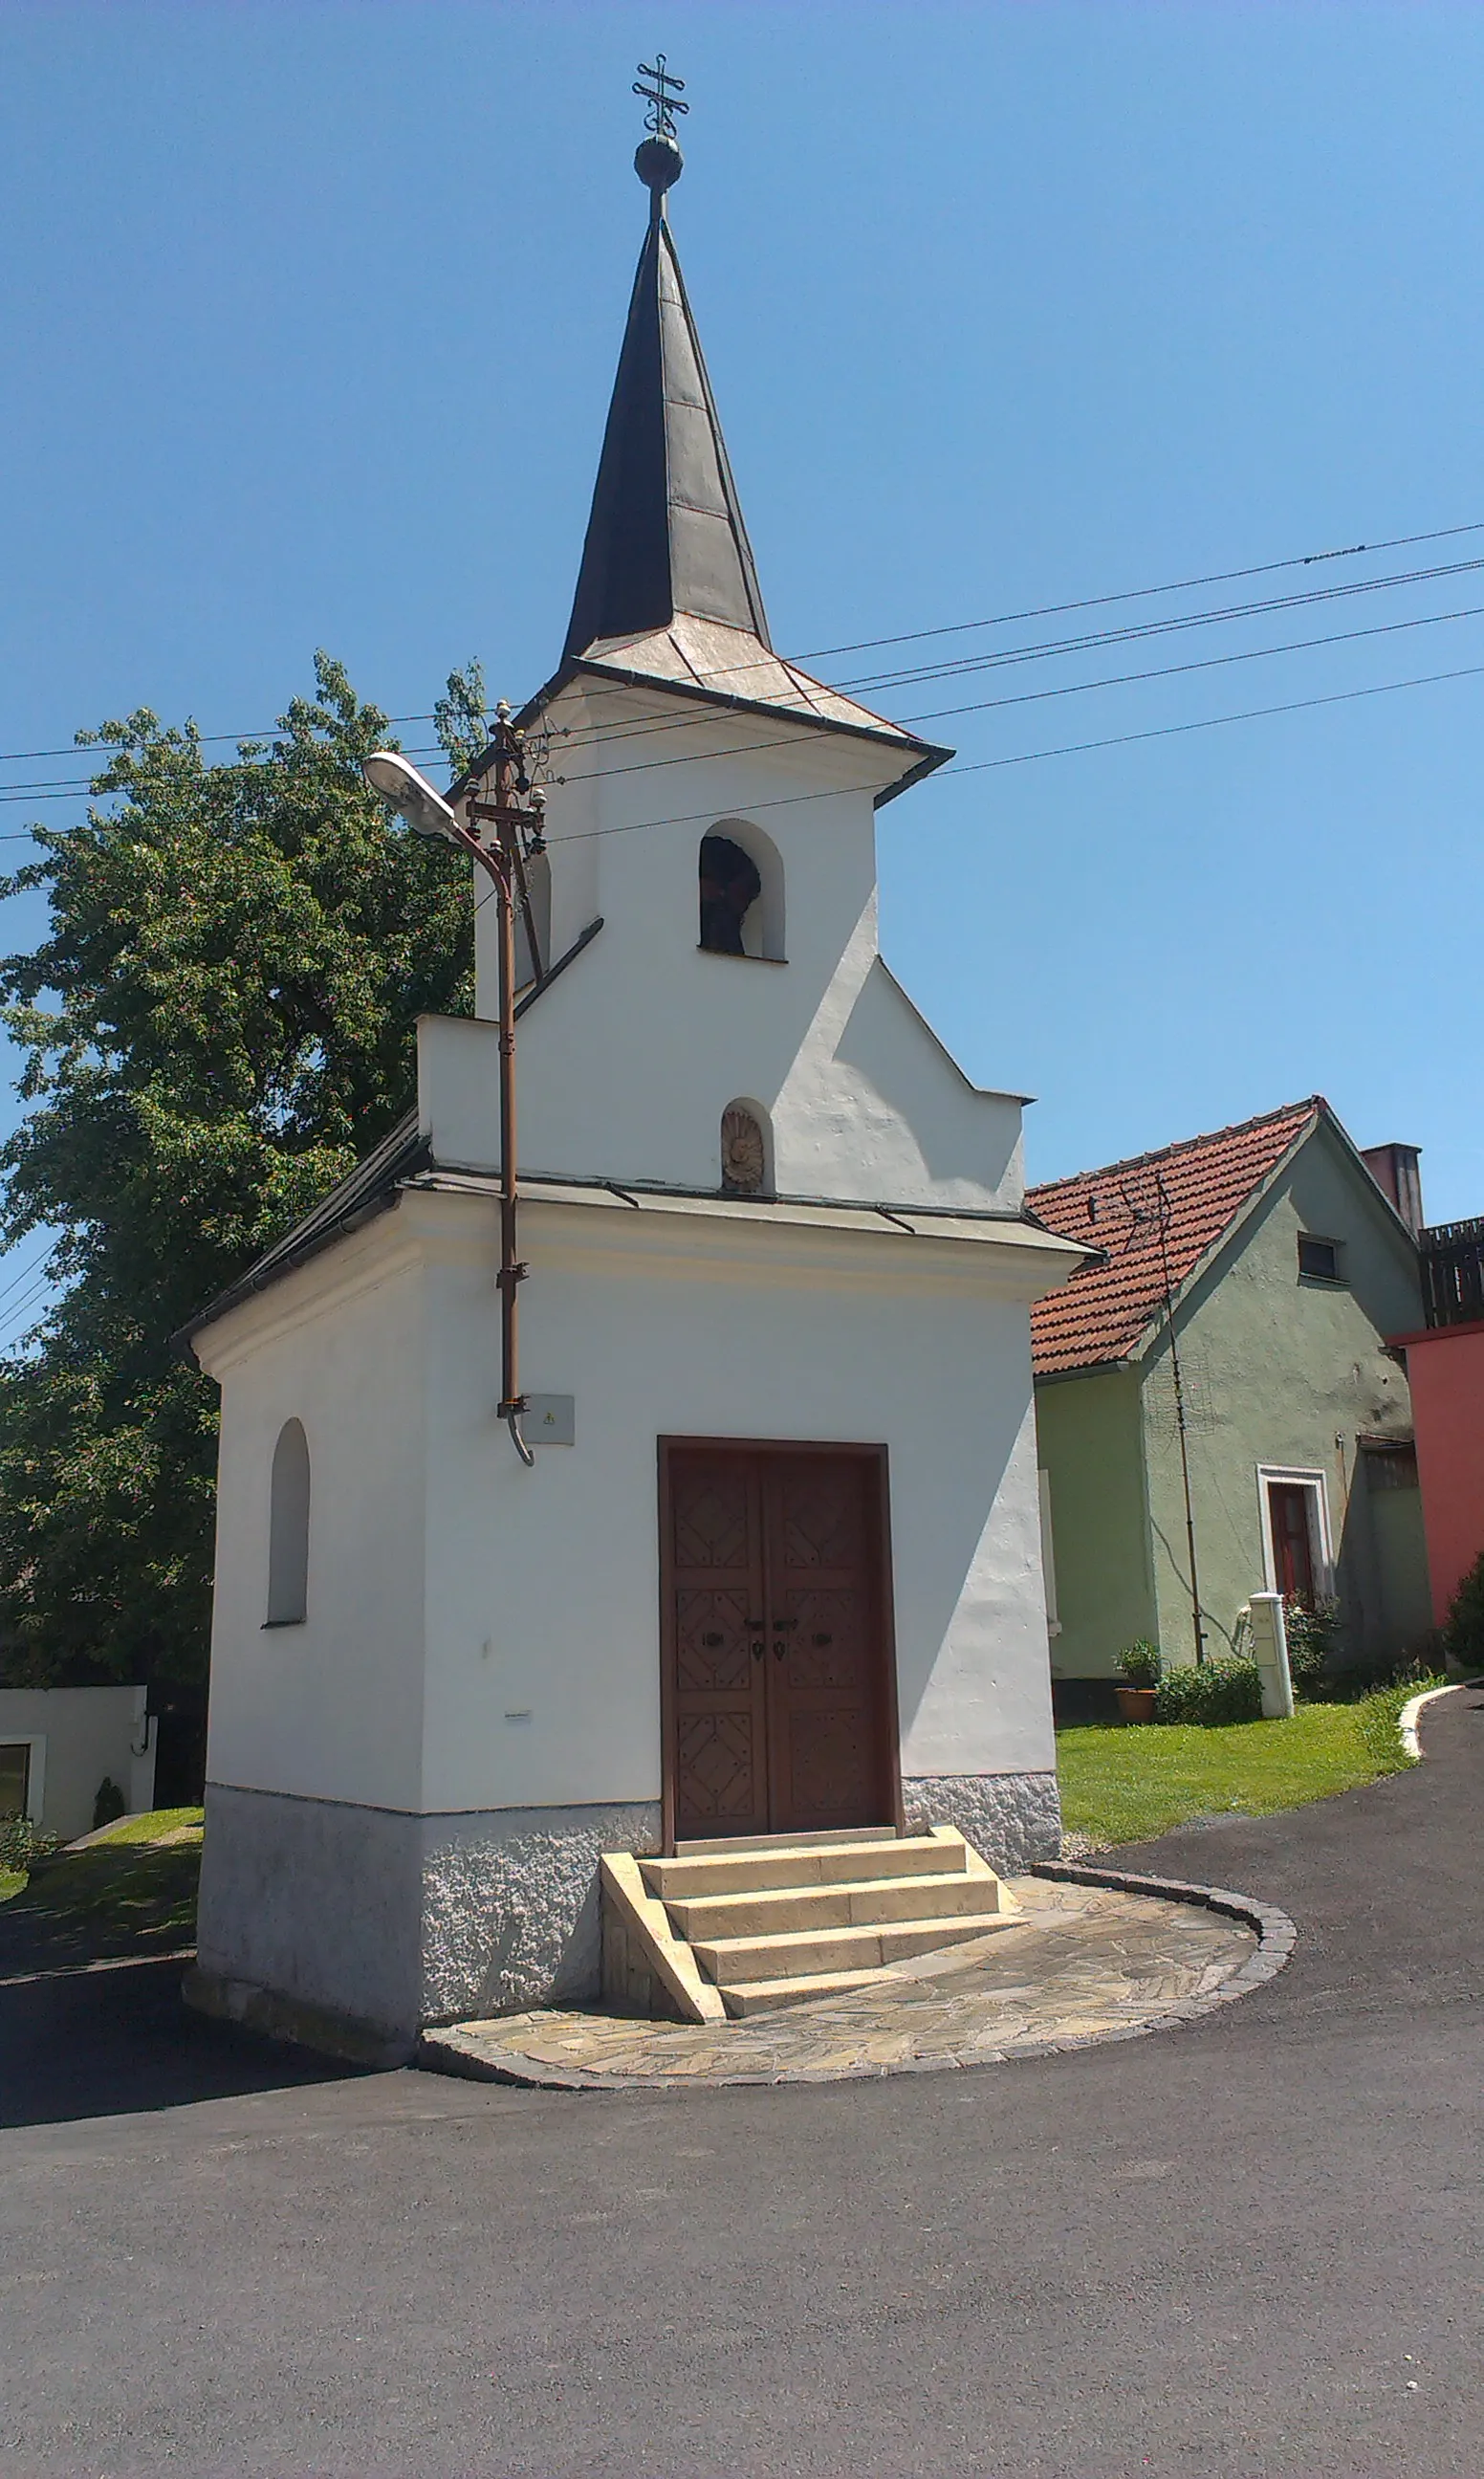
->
xmin=604 ymin=1825 xmax=1017 ymax=2022
xmin=694 ymin=1907 xmax=1006 ymax=1989
xmin=642 ymin=1831 xmax=960 ymax=1903
xmin=719 ymin=1965 xmax=903 ymax=2018
xmin=666 ymin=1867 xmax=1012 ymax=1943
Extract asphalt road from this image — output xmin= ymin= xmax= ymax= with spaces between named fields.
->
xmin=3 ymin=1688 xmax=1480 ymax=2479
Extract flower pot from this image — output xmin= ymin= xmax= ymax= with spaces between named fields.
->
xmin=1115 ymin=1685 xmax=1158 ymax=1723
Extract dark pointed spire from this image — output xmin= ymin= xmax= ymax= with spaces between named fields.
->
xmin=561 ymin=99 xmax=771 ymax=663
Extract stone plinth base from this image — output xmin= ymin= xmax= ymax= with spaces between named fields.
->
xmin=194 ymin=1783 xmax=662 ymax=2056
xmin=902 ymin=1770 xmax=1061 ymax=1872
xmin=193 ymin=1773 xmax=1058 ymax=2063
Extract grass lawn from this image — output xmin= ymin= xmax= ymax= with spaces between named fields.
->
xmin=1057 ymin=1682 xmax=1440 ymax=1849
xmin=0 ymin=1807 xmax=204 ymax=1964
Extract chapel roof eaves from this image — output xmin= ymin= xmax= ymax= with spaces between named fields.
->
xmin=449 ymin=653 xmax=953 ymax=815
xmin=176 ymin=1107 xmax=430 ymax=1357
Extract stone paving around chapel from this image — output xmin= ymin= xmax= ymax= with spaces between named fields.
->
xmin=423 ymin=1871 xmax=1268 ymax=2089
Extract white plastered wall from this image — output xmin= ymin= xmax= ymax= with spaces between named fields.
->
xmin=0 ymin=1685 xmax=154 ymax=1842
xmin=461 ymin=682 xmax=1023 ymax=1209
xmin=198 ymin=1184 xmax=1065 ymax=1829
xmin=197 ymin=1227 xmax=428 ymax=1810
xmin=412 ymin=1187 xmax=1058 ymax=1816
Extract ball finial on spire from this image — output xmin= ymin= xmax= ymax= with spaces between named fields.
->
xmin=633 ymin=55 xmax=687 ymax=209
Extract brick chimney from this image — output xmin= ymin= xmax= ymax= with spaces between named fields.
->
xmin=1361 ymin=1142 xmax=1424 ymax=1236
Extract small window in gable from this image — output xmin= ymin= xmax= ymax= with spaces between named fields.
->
xmin=1298 ymin=1234 xmax=1343 ymax=1283
xmin=698 ymin=821 xmax=784 ymax=961
xmin=266 ymin=1418 xmax=311 ymax=1627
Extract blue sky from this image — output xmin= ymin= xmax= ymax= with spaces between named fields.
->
xmin=3 ymin=0 xmax=1482 ymax=1270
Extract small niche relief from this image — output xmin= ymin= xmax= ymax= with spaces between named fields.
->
xmin=720 ymin=1103 xmax=769 ymax=1197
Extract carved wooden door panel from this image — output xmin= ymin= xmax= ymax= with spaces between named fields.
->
xmin=668 ymin=1451 xmax=771 ymax=1838
xmin=664 ymin=1445 xmax=893 ymax=1842
xmin=764 ymin=1454 xmax=887 ymax=1836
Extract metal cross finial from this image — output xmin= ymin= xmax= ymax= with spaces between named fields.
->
xmin=634 ymin=54 xmax=687 ymax=140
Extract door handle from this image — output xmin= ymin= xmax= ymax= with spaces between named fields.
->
xmin=751 ymin=1639 xmax=765 ymax=1660
xmin=774 ymin=1639 xmax=787 ymax=1659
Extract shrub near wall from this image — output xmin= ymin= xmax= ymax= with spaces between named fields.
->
xmin=1155 ymin=1658 xmax=1265 ymax=1726
xmin=1284 ymin=1597 xmax=1342 ymax=1698
xmin=1444 ymin=1549 xmax=1484 ymax=1676
xmin=0 ymin=1814 xmax=60 ymax=1874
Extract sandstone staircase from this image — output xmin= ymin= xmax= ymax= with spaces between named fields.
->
xmin=600 ymin=1825 xmax=1018 ymax=2023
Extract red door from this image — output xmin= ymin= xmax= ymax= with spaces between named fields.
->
xmin=662 ymin=1444 xmax=897 ymax=1842
xmin=1268 ymin=1481 xmax=1318 ymax=1601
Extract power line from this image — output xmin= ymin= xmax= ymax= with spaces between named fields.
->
xmin=3 ymin=653 xmax=1480 ymax=867
xmin=789 ymin=517 xmax=1484 ymax=662
xmin=2 ymin=517 xmax=1480 ymax=782
xmin=532 ymin=550 xmax=1484 ymax=761
xmin=4 ymin=594 xmax=1484 ymax=837
xmin=529 ymin=598 xmax=1484 ymax=795
xmin=542 ymin=656 xmax=1484 ymax=844
xmin=908 ymin=599 xmax=1484 ymax=724
xmin=838 ymin=555 xmax=1484 ymax=694
xmin=0 ymin=1272 xmax=58 ymax=1341
xmin=0 ymin=712 xmax=446 ymax=770
xmin=0 ymin=1247 xmax=53 ymax=1312
xmin=7 ymin=535 xmax=1471 ymax=810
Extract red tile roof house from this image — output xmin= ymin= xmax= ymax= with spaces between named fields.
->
xmin=1028 ymin=1100 xmax=1434 ymax=1697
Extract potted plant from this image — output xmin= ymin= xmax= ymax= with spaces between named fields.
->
xmin=1115 ymin=1639 xmax=1162 ymax=1722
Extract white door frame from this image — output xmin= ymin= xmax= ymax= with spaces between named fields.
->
xmin=1255 ymin=1464 xmax=1335 ymax=1596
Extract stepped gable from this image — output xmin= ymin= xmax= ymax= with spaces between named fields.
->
xmin=1028 ymin=1099 xmax=1321 ymax=1376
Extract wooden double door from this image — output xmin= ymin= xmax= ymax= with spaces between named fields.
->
xmin=660 ymin=1441 xmax=899 ymax=1844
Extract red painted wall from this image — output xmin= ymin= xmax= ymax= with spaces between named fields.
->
xmin=1392 ymin=1320 xmax=1484 ymax=1624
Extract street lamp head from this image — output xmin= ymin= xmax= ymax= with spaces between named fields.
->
xmin=362 ymin=750 xmax=461 ymax=843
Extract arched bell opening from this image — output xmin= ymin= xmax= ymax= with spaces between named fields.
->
xmin=698 ymin=820 xmax=785 ymax=961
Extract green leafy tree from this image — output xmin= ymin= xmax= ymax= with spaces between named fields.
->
xmin=0 ymin=653 xmax=484 ymax=1690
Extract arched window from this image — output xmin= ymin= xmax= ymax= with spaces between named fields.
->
xmin=266 ymin=1419 xmax=311 ymax=1627
xmin=720 ymin=1099 xmax=773 ymax=1197
xmin=698 ymin=820 xmax=784 ymax=961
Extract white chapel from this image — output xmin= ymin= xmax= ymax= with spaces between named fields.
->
xmin=185 ymin=113 xmax=1088 ymax=2060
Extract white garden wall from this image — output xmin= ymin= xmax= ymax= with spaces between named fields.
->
xmin=0 ymin=1685 xmax=155 ymax=1842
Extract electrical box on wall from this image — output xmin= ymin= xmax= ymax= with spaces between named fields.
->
xmin=523 ymin=1395 xmax=575 ymax=1446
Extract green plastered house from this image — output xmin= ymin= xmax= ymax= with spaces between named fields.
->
xmin=1028 ymin=1099 xmax=1433 ymax=1690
